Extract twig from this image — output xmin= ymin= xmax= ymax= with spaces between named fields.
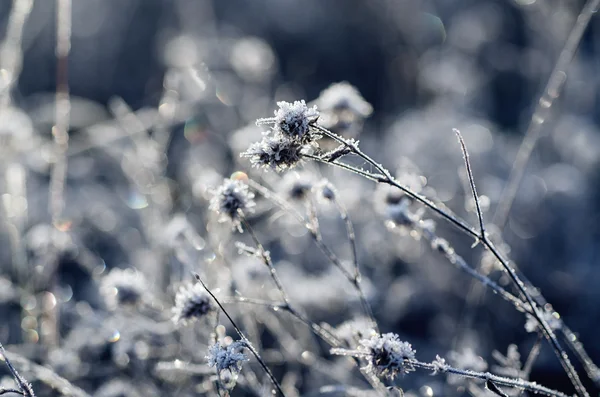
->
xmin=0 ymin=343 xmax=34 ymax=397
xmin=454 ymin=129 xmax=485 ymax=238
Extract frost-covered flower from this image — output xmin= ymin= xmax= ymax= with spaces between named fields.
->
xmin=334 ymin=317 xmax=377 ymax=346
xmin=100 ymin=268 xmax=148 ymax=310
xmin=315 ymin=82 xmax=372 ymax=132
xmin=171 ymin=283 xmax=214 ymax=326
xmin=207 ymin=340 xmax=249 ymax=389
xmin=209 ymin=178 xmax=255 ymax=231
xmin=360 ymin=333 xmax=416 ymax=379
xmin=317 ymin=82 xmax=373 ymax=118
xmin=257 ymin=100 xmax=319 ymax=141
xmin=280 ymin=171 xmax=315 ymax=201
xmin=240 ymin=133 xmax=303 ymax=171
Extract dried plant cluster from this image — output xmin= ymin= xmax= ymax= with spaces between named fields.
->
xmin=0 ymin=1 xmax=598 ymax=397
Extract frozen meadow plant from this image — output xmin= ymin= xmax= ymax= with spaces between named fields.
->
xmin=206 ymin=340 xmax=249 ymax=389
xmin=100 ymin=268 xmax=148 ymax=311
xmin=209 ymin=177 xmax=255 ymax=231
xmin=315 ymin=81 xmax=373 ymax=132
xmin=171 ymin=283 xmax=214 ymax=326
xmin=360 ymin=333 xmax=416 ymax=379
xmin=242 ymin=100 xmax=322 ymax=171
xmin=257 ymin=100 xmax=319 ymax=141
xmin=241 ymin=132 xmax=304 ymax=171
xmin=332 ymin=333 xmax=416 ymax=380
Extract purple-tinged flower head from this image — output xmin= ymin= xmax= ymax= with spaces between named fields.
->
xmin=257 ymin=100 xmax=319 ymax=142
xmin=171 ymin=283 xmax=214 ymax=326
xmin=209 ymin=178 xmax=255 ymax=231
xmin=207 ymin=340 xmax=249 ymax=389
xmin=240 ymin=133 xmax=304 ymax=172
xmin=317 ymin=179 xmax=336 ymax=202
xmin=360 ymin=333 xmax=416 ymax=380
xmin=281 ymin=171 xmax=315 ymax=201
xmin=100 ymin=268 xmax=148 ymax=310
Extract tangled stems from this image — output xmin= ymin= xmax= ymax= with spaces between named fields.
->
xmin=238 ymin=214 xmax=342 ymax=347
xmin=245 ymin=180 xmax=377 ymax=332
xmin=307 ymin=123 xmax=589 ymax=397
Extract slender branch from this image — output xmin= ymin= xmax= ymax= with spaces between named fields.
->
xmin=0 ymin=343 xmax=34 ymax=397
xmin=409 ymin=360 xmax=572 ymax=397
xmin=305 ymin=197 xmax=377 ymax=330
xmin=454 ymin=129 xmax=485 ymax=237
xmin=493 ymin=0 xmax=600 ymax=229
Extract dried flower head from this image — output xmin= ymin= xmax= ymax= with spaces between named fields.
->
xmin=207 ymin=340 xmax=249 ymax=389
xmin=333 ymin=333 xmax=416 ymax=380
xmin=315 ymin=82 xmax=372 ymax=132
xmin=280 ymin=171 xmax=315 ymax=201
xmin=317 ymin=82 xmax=373 ymax=118
xmin=334 ymin=317 xmax=377 ymax=346
xmin=209 ymin=178 xmax=255 ymax=231
xmin=257 ymin=100 xmax=319 ymax=141
xmin=172 ymin=283 xmax=214 ymax=326
xmin=360 ymin=333 xmax=416 ymax=379
xmin=100 ymin=268 xmax=148 ymax=310
xmin=240 ymin=133 xmax=304 ymax=171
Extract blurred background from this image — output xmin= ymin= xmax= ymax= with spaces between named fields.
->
xmin=0 ymin=0 xmax=599 ymax=396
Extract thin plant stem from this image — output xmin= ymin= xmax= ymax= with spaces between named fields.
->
xmin=0 ymin=343 xmax=34 ymax=397
xmin=304 ymin=197 xmax=377 ymax=331
xmin=454 ymin=129 xmax=485 ymax=237
xmin=409 ymin=360 xmax=571 ymax=397
xmin=193 ymin=274 xmax=287 ymax=397
xmin=493 ymin=0 xmax=600 ymax=229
